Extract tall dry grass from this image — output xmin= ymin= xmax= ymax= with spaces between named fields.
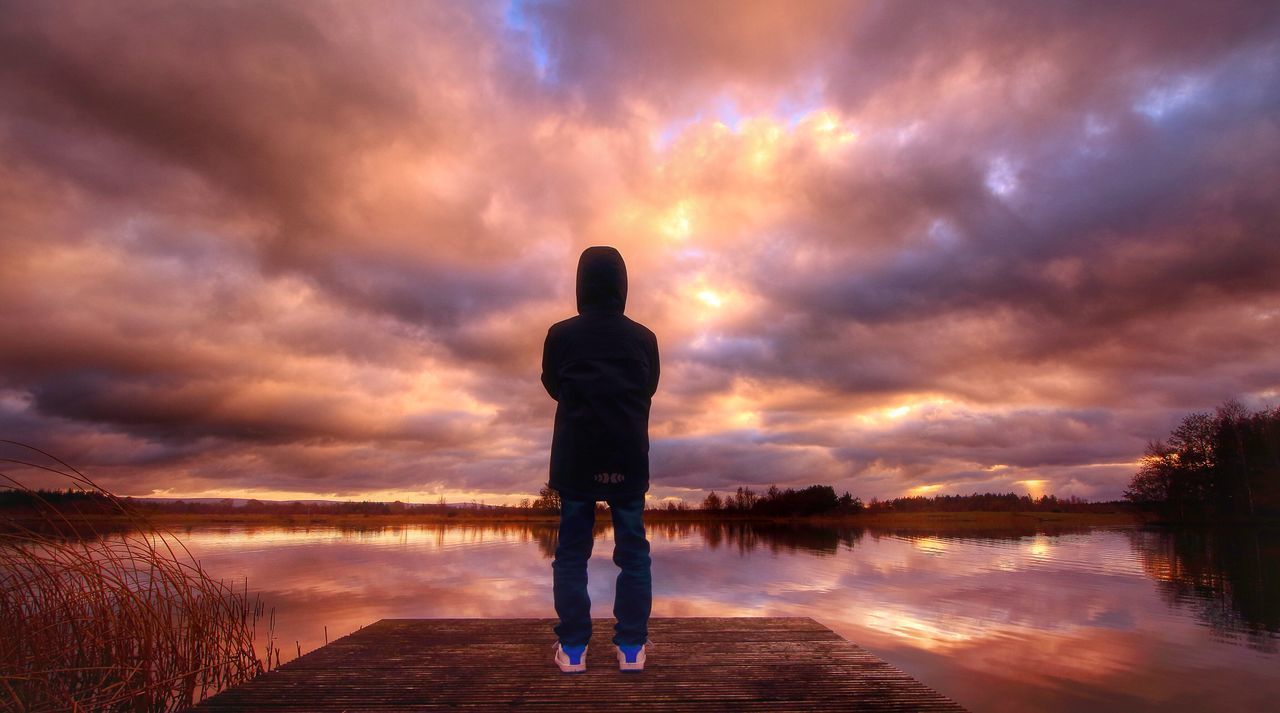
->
xmin=0 ymin=440 xmax=277 ymax=712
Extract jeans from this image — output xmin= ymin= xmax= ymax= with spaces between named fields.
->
xmin=552 ymin=494 xmax=651 ymax=647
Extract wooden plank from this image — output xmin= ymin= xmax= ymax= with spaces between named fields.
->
xmin=194 ymin=617 xmax=967 ymax=712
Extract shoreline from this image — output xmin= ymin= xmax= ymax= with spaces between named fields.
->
xmin=2 ymin=509 xmax=1149 ymax=530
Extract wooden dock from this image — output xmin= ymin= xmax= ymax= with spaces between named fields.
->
xmin=194 ymin=617 xmax=968 ymax=711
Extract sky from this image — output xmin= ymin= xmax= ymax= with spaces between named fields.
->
xmin=2 ymin=0 xmax=1279 ymax=506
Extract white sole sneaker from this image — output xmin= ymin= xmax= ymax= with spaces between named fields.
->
xmin=616 ymin=643 xmax=646 ymax=672
xmin=554 ymin=642 xmax=587 ymax=673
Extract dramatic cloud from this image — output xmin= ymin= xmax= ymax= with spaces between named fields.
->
xmin=2 ymin=0 xmax=1278 ymax=503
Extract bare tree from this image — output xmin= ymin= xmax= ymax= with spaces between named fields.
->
xmin=532 ymin=483 xmax=561 ymax=512
xmin=1216 ymin=398 xmax=1255 ymax=517
xmin=701 ymin=490 xmax=722 ymax=511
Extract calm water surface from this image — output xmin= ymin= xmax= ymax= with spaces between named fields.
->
xmin=166 ymin=521 xmax=1278 ymax=713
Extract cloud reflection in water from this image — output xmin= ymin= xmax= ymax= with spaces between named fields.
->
xmin=169 ymin=522 xmax=1278 ymax=713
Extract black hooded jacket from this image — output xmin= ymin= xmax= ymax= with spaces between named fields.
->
xmin=541 ymin=246 xmax=660 ymax=501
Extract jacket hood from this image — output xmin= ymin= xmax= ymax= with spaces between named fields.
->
xmin=576 ymin=246 xmax=628 ymax=314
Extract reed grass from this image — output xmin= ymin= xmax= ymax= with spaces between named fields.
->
xmin=0 ymin=440 xmax=277 ymax=712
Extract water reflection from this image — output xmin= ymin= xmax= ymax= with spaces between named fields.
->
xmin=81 ymin=521 xmax=1279 ymax=713
xmin=695 ymin=521 xmax=860 ymax=555
xmin=1127 ymin=527 xmax=1279 ymax=652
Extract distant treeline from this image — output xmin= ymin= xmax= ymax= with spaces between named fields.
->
xmin=1125 ymin=399 xmax=1280 ymax=522
xmin=4 ymin=482 xmax=1123 ymax=520
xmin=701 ymin=485 xmax=855 ymax=515
xmin=0 ymin=488 xmax=121 ymax=513
xmin=863 ymin=492 xmax=1120 ymax=513
xmin=0 ymin=490 xmax=497 ymax=517
xmin=699 ymin=484 xmax=1119 ymax=516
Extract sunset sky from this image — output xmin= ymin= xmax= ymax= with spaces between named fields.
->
xmin=2 ymin=1 xmax=1278 ymax=505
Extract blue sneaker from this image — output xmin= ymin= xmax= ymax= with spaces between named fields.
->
xmin=615 ymin=640 xmax=649 ymax=672
xmin=554 ymin=641 xmax=587 ymax=673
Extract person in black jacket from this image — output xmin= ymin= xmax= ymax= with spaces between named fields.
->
xmin=541 ymin=245 xmax=659 ymax=673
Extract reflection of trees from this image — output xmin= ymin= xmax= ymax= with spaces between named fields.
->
xmin=532 ymin=520 xmax=869 ymax=558
xmin=862 ymin=523 xmax=1099 ymax=541
xmin=328 ymin=522 xmax=543 ymax=539
xmin=532 ymin=525 xmax=558 ymax=560
xmin=690 ymin=522 xmax=864 ymax=556
xmin=532 ymin=521 xmax=623 ymax=560
xmin=1127 ymin=527 xmax=1279 ymax=652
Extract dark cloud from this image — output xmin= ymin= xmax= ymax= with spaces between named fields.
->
xmin=1 ymin=0 xmax=1278 ymax=502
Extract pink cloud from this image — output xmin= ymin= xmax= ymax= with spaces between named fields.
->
xmin=2 ymin=1 xmax=1278 ymax=502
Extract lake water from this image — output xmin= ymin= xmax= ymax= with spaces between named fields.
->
xmin=168 ymin=521 xmax=1278 ymax=712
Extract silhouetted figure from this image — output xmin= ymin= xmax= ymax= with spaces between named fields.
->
xmin=541 ymin=246 xmax=659 ymax=673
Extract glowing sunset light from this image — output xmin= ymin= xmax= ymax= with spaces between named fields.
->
xmin=659 ymin=200 xmax=695 ymax=241
xmin=848 ymin=396 xmax=958 ymax=428
xmin=1014 ymin=479 xmax=1051 ymax=499
xmin=696 ymin=289 xmax=723 ymax=309
xmin=913 ymin=537 xmax=949 ymax=555
xmin=808 ymin=110 xmax=860 ymax=152
xmin=815 ymin=112 xmax=841 ymax=134
xmin=1028 ymin=537 xmax=1051 ymax=558
xmin=703 ymin=389 xmax=763 ymax=433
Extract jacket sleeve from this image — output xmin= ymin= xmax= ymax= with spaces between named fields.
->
xmin=540 ymin=328 xmax=559 ymax=401
xmin=647 ymin=332 xmax=660 ymax=397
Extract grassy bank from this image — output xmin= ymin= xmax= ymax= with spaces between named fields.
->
xmin=1 ymin=441 xmax=273 ymax=711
